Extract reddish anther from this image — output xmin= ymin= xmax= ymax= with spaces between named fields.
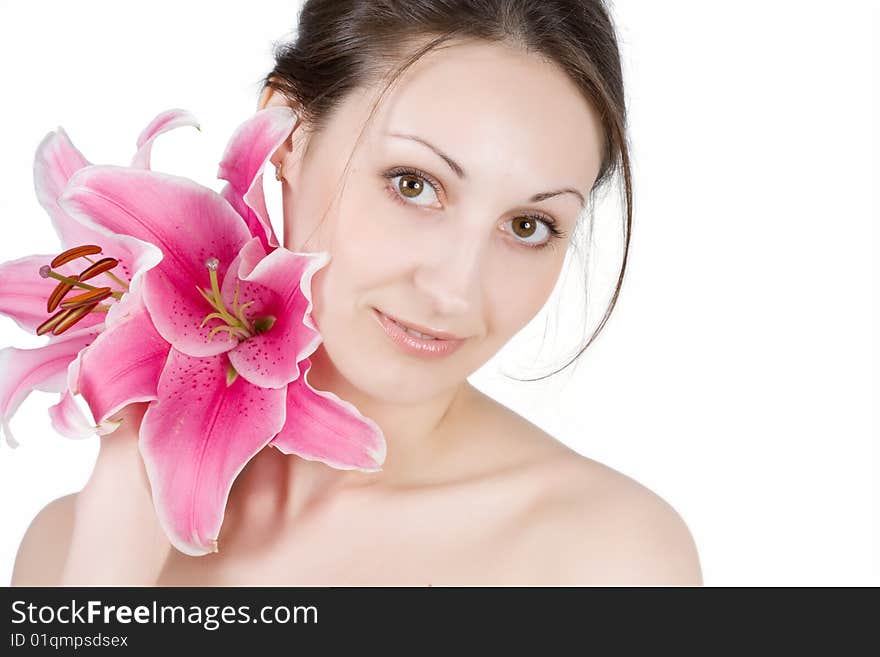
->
xmin=52 ymin=302 xmax=101 ymax=335
xmin=50 ymin=244 xmax=103 ymax=268
xmin=36 ymin=308 xmax=74 ymax=336
xmin=79 ymin=257 xmax=119 ymax=282
xmin=46 ymin=275 xmax=81 ymax=313
xmin=59 ymin=287 xmax=113 ymax=309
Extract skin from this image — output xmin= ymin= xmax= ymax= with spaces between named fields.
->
xmin=11 ymin=40 xmax=702 ymax=586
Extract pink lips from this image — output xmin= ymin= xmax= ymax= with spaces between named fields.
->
xmin=372 ymin=308 xmax=465 ymax=359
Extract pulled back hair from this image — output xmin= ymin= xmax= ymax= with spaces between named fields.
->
xmin=260 ymin=0 xmax=632 ymax=382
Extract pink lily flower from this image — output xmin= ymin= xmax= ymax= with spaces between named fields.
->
xmin=58 ymin=162 xmax=385 ymax=557
xmin=45 ymin=105 xmax=298 ymax=442
xmin=0 ymin=109 xmax=198 ymax=446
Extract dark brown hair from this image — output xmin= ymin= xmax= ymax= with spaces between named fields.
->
xmin=260 ymin=0 xmax=632 ymax=382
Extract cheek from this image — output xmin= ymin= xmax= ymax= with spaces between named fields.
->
xmin=484 ymin=255 xmax=565 ymax=340
xmin=281 ymin=155 xmax=347 ymax=253
xmin=324 ymin=182 xmax=407 ymax=288
xmin=307 ymin=221 xmax=391 ymax=330
xmin=282 ymin=192 xmax=325 ymax=253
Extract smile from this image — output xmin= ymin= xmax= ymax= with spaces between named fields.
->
xmin=371 ymin=308 xmax=466 ymax=359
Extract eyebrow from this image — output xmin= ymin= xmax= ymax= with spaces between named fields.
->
xmin=386 ymin=132 xmax=586 ymax=209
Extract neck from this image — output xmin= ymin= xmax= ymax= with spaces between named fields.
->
xmin=280 ymin=344 xmax=472 ymax=507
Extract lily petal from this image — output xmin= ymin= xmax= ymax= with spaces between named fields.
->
xmin=57 ymin=165 xmax=252 ymax=357
xmin=102 ymin=234 xmax=164 ymax=329
xmin=73 ymin=300 xmax=169 ymax=429
xmin=48 ymin=390 xmax=121 ymax=439
xmin=218 ymin=106 xmax=298 ymax=250
xmin=131 ymin=108 xmax=201 ymax=170
xmin=271 ymin=357 xmax=386 ymax=471
xmin=32 ymin=127 xmax=92 ymax=249
xmin=221 ymin=238 xmax=328 ymax=388
xmin=33 ymin=128 xmax=138 ymax=261
xmin=139 ymin=348 xmax=287 ymax=556
xmin=0 ymin=326 xmax=101 ymax=447
xmin=33 ymin=115 xmax=191 ymax=274
xmin=33 ymin=129 xmax=166 ymax=300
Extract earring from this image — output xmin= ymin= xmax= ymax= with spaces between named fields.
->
xmin=274 ymin=164 xmax=283 ymax=181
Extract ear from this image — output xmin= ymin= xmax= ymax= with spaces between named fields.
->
xmin=257 ymin=82 xmax=307 ymax=176
xmin=257 ymin=83 xmax=292 ymax=112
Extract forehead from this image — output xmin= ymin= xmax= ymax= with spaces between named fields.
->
xmin=365 ymin=40 xmax=604 ymax=193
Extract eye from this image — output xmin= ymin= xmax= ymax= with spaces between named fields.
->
xmin=383 ymin=166 xmax=442 ymax=208
xmin=381 ymin=166 xmax=567 ymax=250
xmin=501 ymin=215 xmax=564 ymax=249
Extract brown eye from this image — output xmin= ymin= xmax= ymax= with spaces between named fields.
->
xmin=385 ymin=168 xmax=441 ymax=207
xmin=502 ymin=213 xmax=559 ymax=248
xmin=398 ymin=174 xmax=424 ymax=198
xmin=512 ymin=217 xmax=538 ymax=239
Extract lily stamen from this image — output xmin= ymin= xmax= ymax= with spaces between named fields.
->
xmin=50 ymin=244 xmax=103 ymax=268
xmin=36 ymin=301 xmax=102 ymax=336
xmin=36 ymin=245 xmax=133 ymax=336
xmin=197 ymin=256 xmax=264 ymax=343
xmin=47 ymin=275 xmax=80 ymax=313
xmin=39 ymin=266 xmax=124 ymax=300
xmin=59 ymin=287 xmax=114 ymax=310
xmin=52 ymin=302 xmax=101 ymax=335
xmin=81 ymin=254 xmax=130 ymax=291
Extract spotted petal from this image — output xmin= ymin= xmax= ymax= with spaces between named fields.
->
xmin=139 ymin=348 xmax=287 ymax=556
xmin=220 ymin=237 xmax=328 ymax=389
xmin=271 ymin=357 xmax=386 ymax=471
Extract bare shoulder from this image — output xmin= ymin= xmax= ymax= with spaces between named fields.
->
xmin=10 ymin=493 xmax=78 ymax=586
xmin=467 ymin=388 xmax=702 ymax=585
xmin=531 ymin=454 xmax=704 ymax=585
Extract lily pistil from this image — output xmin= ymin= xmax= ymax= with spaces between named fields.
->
xmin=197 ymin=256 xmax=276 ymax=344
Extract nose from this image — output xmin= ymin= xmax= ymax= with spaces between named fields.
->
xmin=412 ymin=230 xmax=483 ymax=317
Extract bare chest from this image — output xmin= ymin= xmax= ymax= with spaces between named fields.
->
xmin=155 ymin=473 xmax=564 ymax=586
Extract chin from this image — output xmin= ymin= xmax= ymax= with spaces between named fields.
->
xmin=318 ymin=339 xmax=460 ymax=405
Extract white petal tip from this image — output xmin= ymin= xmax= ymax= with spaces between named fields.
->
xmin=96 ymin=419 xmax=123 ymax=436
xmin=2 ymin=421 xmax=20 ymax=449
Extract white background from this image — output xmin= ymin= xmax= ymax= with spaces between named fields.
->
xmin=0 ymin=0 xmax=875 ymax=586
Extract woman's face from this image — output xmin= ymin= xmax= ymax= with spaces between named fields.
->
xmin=274 ymin=40 xmax=604 ymax=402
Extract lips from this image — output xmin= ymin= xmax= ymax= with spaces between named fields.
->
xmin=388 ymin=318 xmax=439 ymax=341
xmin=372 ymin=307 xmax=465 ymax=359
xmin=372 ymin=308 xmax=464 ymax=341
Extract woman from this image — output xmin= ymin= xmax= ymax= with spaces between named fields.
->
xmin=12 ymin=0 xmax=702 ymax=586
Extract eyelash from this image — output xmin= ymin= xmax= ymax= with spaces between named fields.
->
xmin=381 ymin=166 xmax=567 ymax=251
